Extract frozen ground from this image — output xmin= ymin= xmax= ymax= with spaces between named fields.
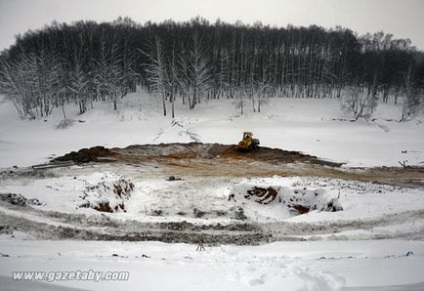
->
xmin=0 ymin=92 xmax=424 ymax=290
xmin=0 ymin=92 xmax=423 ymax=168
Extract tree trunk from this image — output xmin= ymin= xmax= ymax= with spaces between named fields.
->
xmin=171 ymin=94 xmax=175 ymax=118
xmin=162 ymin=92 xmax=167 ymax=116
xmin=61 ymin=104 xmax=67 ymax=119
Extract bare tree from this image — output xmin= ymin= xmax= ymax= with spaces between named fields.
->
xmin=107 ymin=42 xmax=125 ymax=111
xmin=142 ymin=37 xmax=169 ymax=116
xmin=33 ymin=40 xmax=61 ymax=117
xmin=181 ymin=33 xmax=212 ymax=109
xmin=401 ymin=65 xmax=423 ymax=121
xmin=341 ymin=86 xmax=376 ymax=120
xmin=68 ymin=50 xmax=89 ymax=114
xmin=0 ymin=53 xmax=39 ymax=118
xmin=169 ymin=41 xmax=178 ymax=118
xmin=233 ymin=86 xmax=248 ymax=115
xmin=254 ymin=68 xmax=271 ymax=113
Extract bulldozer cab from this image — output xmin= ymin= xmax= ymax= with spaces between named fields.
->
xmin=242 ymin=132 xmax=253 ymax=140
xmin=238 ymin=132 xmax=260 ymax=151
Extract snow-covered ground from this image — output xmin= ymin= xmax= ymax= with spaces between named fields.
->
xmin=1 ymin=92 xmax=424 ymax=291
xmin=1 ymin=170 xmax=423 ymax=239
xmin=0 ymin=92 xmax=423 ymax=168
xmin=1 ymin=239 xmax=424 ymax=291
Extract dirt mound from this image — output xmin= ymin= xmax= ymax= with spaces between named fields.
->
xmin=50 ymin=143 xmax=424 ymax=186
xmin=117 ymin=142 xmax=315 ymax=164
xmin=218 ymin=145 xmax=314 ymax=163
xmin=54 ymin=146 xmax=116 ymax=164
xmin=54 ymin=142 xmax=316 ymax=165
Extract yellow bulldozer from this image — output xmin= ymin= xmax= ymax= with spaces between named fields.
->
xmin=237 ymin=132 xmax=260 ymax=151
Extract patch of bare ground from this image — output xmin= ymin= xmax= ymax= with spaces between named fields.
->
xmin=52 ymin=142 xmax=424 ymax=187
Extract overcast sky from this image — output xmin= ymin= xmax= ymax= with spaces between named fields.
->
xmin=1 ymin=0 xmax=423 ymax=51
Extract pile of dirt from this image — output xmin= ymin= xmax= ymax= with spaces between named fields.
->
xmin=206 ymin=143 xmax=233 ymax=157
xmin=118 ymin=143 xmax=208 ymax=157
xmin=53 ymin=146 xmax=117 ymax=164
xmin=46 ymin=142 xmax=424 ymax=185
xmin=219 ymin=145 xmax=315 ymax=164
xmin=53 ymin=142 xmax=316 ymax=165
xmin=151 ymin=142 xmax=316 ymax=164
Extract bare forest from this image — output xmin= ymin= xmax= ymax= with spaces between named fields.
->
xmin=1 ymin=17 xmax=423 ymax=119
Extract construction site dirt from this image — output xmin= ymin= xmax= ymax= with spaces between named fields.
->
xmin=1 ymin=142 xmax=423 ymax=245
xmin=52 ymin=142 xmax=424 ymax=187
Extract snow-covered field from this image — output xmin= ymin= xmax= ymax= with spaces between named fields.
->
xmin=1 ymin=239 xmax=424 ymax=291
xmin=0 ymin=92 xmax=423 ymax=168
xmin=1 ymin=92 xmax=424 ymax=291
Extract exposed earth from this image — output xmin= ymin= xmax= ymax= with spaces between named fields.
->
xmin=1 ymin=142 xmax=423 ymax=245
xmin=53 ymin=142 xmax=424 ymax=187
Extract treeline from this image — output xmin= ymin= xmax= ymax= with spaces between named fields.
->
xmin=0 ymin=17 xmax=423 ymax=119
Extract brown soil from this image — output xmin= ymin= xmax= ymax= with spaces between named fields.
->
xmin=110 ymin=142 xmax=315 ymax=163
xmin=246 ymin=186 xmax=279 ymax=204
xmin=54 ymin=142 xmax=424 ymax=187
xmin=53 ymin=146 xmax=117 ymax=163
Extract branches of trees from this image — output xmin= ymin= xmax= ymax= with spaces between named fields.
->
xmin=0 ymin=17 xmax=423 ymax=119
xmin=0 ymin=18 xmax=142 ymax=119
